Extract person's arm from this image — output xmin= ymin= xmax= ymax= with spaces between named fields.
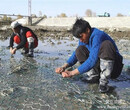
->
xmin=16 ymin=29 xmax=27 ymax=49
xmin=9 ymin=33 xmax=15 ymax=48
xmin=9 ymin=33 xmax=16 ymax=54
xmin=67 ymin=40 xmax=85 ymax=66
xmin=55 ymin=47 xmax=79 ymax=74
xmin=56 ymin=45 xmax=79 ymax=74
xmin=61 ymin=36 xmax=101 ymax=78
xmin=56 ymin=41 xmax=83 ymax=76
xmin=67 ymin=51 xmax=78 ymax=67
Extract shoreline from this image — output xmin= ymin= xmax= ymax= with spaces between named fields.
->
xmin=0 ymin=26 xmax=130 ymax=41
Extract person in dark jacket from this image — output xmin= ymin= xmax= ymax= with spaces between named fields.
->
xmin=55 ymin=18 xmax=123 ymax=93
xmin=9 ymin=21 xmax=38 ymax=57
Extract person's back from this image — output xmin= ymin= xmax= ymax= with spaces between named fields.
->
xmin=19 ymin=26 xmax=38 ymax=41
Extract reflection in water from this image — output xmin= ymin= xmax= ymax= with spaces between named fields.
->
xmin=0 ymin=38 xmax=129 ymax=109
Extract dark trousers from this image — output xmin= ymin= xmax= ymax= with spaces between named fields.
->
xmin=75 ymin=40 xmax=123 ymax=79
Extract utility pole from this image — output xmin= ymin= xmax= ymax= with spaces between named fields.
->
xmin=28 ymin=0 xmax=32 ymax=25
xmin=28 ymin=0 xmax=31 ymax=16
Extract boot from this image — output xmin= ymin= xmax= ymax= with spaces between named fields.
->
xmin=27 ymin=42 xmax=34 ymax=57
xmin=21 ymin=47 xmax=29 ymax=54
xmin=81 ymin=68 xmax=100 ymax=83
xmin=99 ymin=59 xmax=114 ymax=93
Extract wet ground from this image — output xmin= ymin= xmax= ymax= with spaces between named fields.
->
xmin=0 ymin=34 xmax=130 ymax=110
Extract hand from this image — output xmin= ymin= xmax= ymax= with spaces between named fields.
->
xmin=55 ymin=63 xmax=69 ymax=74
xmin=55 ymin=67 xmax=65 ymax=74
xmin=10 ymin=48 xmax=17 ymax=54
xmin=10 ymin=48 xmax=13 ymax=53
xmin=61 ymin=69 xmax=80 ymax=78
xmin=62 ymin=71 xmax=72 ymax=78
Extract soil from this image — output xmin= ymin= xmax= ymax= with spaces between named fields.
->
xmin=0 ymin=26 xmax=130 ymax=41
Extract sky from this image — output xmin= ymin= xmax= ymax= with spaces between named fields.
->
xmin=0 ymin=0 xmax=130 ymax=17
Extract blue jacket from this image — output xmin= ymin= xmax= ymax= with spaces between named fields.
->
xmin=67 ymin=28 xmax=121 ymax=74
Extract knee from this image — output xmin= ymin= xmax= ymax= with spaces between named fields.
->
xmin=76 ymin=45 xmax=88 ymax=55
xmin=99 ymin=40 xmax=116 ymax=60
xmin=75 ymin=45 xmax=89 ymax=64
xmin=27 ymin=37 xmax=34 ymax=43
xmin=14 ymin=35 xmax=21 ymax=44
xmin=101 ymin=40 xmax=114 ymax=47
xmin=100 ymin=40 xmax=116 ymax=52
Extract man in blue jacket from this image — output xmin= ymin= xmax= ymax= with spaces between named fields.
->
xmin=55 ymin=18 xmax=123 ymax=93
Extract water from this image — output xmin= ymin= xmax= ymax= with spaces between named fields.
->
xmin=0 ymin=37 xmax=130 ymax=110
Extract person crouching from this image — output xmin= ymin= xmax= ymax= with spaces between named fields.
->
xmin=9 ymin=21 xmax=38 ymax=57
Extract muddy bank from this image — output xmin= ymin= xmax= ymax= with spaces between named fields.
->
xmin=0 ymin=26 xmax=130 ymax=41
xmin=33 ymin=27 xmax=130 ymax=41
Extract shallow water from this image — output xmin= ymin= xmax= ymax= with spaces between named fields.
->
xmin=0 ymin=37 xmax=130 ymax=110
